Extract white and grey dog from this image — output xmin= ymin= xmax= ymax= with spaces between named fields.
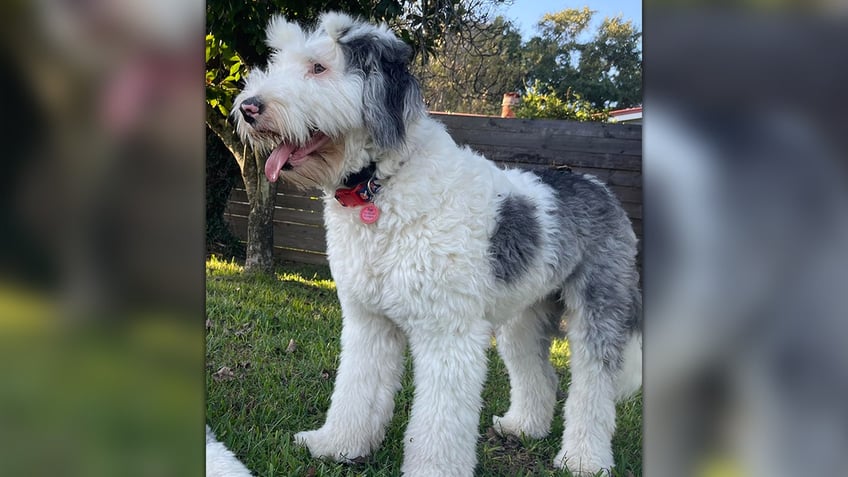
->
xmin=233 ymin=12 xmax=641 ymax=476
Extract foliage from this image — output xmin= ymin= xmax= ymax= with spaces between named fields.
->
xmin=415 ymin=5 xmax=641 ymax=116
xmin=205 ymin=0 xmax=485 ymax=68
xmin=205 ymin=1 xmax=641 ymax=122
xmin=206 ymin=258 xmax=643 ymax=475
xmin=207 ymin=1 xmax=395 ymax=67
xmin=205 ymin=33 xmax=247 ymax=118
xmin=538 ymin=6 xmax=594 ymax=42
xmin=574 ymin=15 xmax=642 ymax=108
xmin=521 ymin=7 xmax=592 ymax=94
xmin=524 ymin=8 xmax=642 ymax=109
xmin=515 ymin=80 xmax=609 ymax=121
xmin=415 ymin=14 xmax=525 ymax=115
xmin=393 ymin=0 xmax=497 ymax=66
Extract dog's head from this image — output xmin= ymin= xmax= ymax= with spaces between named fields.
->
xmin=233 ymin=12 xmax=424 ymax=189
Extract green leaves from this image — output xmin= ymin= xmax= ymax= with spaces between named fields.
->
xmin=515 ymin=80 xmax=610 ymax=122
xmin=415 ymin=6 xmax=640 ymax=116
xmin=413 ymin=14 xmax=526 ymax=115
xmin=205 ymin=33 xmax=246 ymax=117
xmin=525 ymin=8 xmax=642 ymax=110
xmin=538 ymin=6 xmax=594 ymax=44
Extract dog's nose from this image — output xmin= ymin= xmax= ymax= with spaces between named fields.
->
xmin=239 ymin=97 xmax=263 ymax=124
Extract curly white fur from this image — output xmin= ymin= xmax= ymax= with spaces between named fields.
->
xmin=206 ymin=426 xmax=252 ymax=477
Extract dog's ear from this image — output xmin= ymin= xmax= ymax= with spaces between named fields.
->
xmin=332 ymin=19 xmax=424 ymax=150
xmin=320 ymin=12 xmax=356 ymax=41
xmin=266 ymin=15 xmax=304 ymax=50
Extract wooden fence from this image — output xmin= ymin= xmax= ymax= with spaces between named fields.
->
xmin=225 ymin=113 xmax=642 ymax=265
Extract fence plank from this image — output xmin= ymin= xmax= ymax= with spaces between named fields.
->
xmin=229 ymin=188 xmax=325 ymax=214
xmin=476 ymin=146 xmax=641 ymax=171
xmin=277 ymin=183 xmax=323 ymax=197
xmin=227 ymin=201 xmax=325 ymax=227
xmin=622 ymin=203 xmax=643 ymax=220
xmin=433 ymin=113 xmax=643 ymax=140
xmin=274 ymin=247 xmax=328 ymax=265
xmin=448 ymin=128 xmax=642 ymax=157
xmin=609 ymin=185 xmax=643 ymax=204
xmin=272 ymin=221 xmax=327 ymax=252
xmin=226 ymin=214 xmax=327 ymax=254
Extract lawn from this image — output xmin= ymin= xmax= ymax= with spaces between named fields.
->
xmin=206 ymin=256 xmax=642 ymax=476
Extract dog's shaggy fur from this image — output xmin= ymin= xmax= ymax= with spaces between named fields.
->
xmin=206 ymin=426 xmax=252 ymax=477
xmin=233 ymin=12 xmax=641 ymax=476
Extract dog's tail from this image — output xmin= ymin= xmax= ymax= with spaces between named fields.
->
xmin=614 ymin=331 xmax=642 ymax=401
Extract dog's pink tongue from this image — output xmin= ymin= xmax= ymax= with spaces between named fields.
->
xmin=265 ymin=142 xmax=296 ymax=182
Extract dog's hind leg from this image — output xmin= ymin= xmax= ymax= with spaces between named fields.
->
xmin=401 ymin=319 xmax=492 ymax=477
xmin=614 ymin=329 xmax=642 ymax=401
xmin=492 ymin=299 xmax=560 ymax=439
xmin=554 ymin=270 xmax=638 ymax=475
xmin=294 ymin=300 xmax=406 ymax=462
xmin=554 ymin=304 xmax=618 ymax=474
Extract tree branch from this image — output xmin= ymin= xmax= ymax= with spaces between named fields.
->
xmin=206 ymin=104 xmax=258 ymax=204
xmin=205 ymin=104 xmax=246 ymax=172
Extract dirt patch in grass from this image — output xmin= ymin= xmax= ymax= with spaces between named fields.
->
xmin=480 ymin=426 xmax=552 ymax=475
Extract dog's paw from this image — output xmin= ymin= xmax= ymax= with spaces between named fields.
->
xmin=492 ymin=413 xmax=550 ymax=439
xmin=553 ymin=447 xmax=613 ymax=476
xmin=293 ymin=428 xmax=370 ymax=463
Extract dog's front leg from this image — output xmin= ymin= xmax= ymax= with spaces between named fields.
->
xmin=295 ymin=300 xmax=406 ymax=462
xmin=401 ymin=320 xmax=491 ymax=477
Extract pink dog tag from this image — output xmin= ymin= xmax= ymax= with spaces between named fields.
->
xmin=359 ymin=204 xmax=380 ymax=224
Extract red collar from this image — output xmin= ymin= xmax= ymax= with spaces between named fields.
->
xmin=334 ymin=177 xmax=381 ymax=207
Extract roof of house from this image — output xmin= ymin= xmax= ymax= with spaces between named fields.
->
xmin=609 ymin=106 xmax=642 ymax=122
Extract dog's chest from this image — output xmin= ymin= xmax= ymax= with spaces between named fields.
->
xmin=324 ymin=204 xmax=493 ymax=323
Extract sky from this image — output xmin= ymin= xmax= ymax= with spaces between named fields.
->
xmin=499 ymin=0 xmax=642 ymax=40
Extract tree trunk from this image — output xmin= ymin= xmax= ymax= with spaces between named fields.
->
xmin=206 ymin=106 xmax=276 ymax=273
xmin=243 ymin=148 xmax=277 ymax=273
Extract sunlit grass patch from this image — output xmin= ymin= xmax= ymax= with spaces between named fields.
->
xmin=549 ymin=337 xmax=571 ymax=370
xmin=206 ymin=255 xmax=244 ymax=276
xmin=276 ymin=271 xmax=336 ymax=291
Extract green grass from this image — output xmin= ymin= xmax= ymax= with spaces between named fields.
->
xmin=206 ymin=256 xmax=642 ymax=476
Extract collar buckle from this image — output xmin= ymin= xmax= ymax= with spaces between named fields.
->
xmin=334 ymin=177 xmax=381 ymax=208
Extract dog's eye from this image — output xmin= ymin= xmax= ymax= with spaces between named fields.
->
xmin=312 ymin=63 xmax=326 ymax=74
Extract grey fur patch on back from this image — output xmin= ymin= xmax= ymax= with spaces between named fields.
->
xmin=490 ymin=195 xmax=541 ymax=283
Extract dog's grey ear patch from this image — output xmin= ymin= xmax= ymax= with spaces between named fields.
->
xmin=339 ymin=30 xmax=423 ymax=149
xmin=490 ymin=195 xmax=541 ymax=283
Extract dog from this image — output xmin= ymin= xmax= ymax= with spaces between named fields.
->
xmin=233 ymin=12 xmax=642 ymax=476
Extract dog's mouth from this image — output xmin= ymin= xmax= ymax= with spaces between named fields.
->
xmin=265 ymin=130 xmax=331 ymax=182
